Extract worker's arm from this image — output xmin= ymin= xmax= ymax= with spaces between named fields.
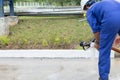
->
xmin=113 ymin=35 xmax=120 ymax=47
xmin=86 ymin=8 xmax=100 ymax=33
xmin=112 ymin=35 xmax=120 ymax=53
xmin=94 ymin=32 xmax=100 ymax=50
xmin=94 ymin=34 xmax=120 ymax=53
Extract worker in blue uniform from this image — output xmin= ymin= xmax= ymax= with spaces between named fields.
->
xmin=81 ymin=0 xmax=120 ymax=80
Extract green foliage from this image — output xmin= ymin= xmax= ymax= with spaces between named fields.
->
xmin=0 ymin=36 xmax=9 ymax=46
xmin=7 ymin=16 xmax=93 ymax=49
xmin=42 ymin=39 xmax=48 ymax=47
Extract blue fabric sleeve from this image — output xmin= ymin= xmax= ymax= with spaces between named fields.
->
xmin=118 ymin=30 xmax=120 ymax=35
xmin=86 ymin=9 xmax=100 ymax=33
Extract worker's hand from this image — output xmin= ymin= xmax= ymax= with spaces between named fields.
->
xmin=94 ymin=40 xmax=100 ymax=50
xmin=93 ymin=32 xmax=100 ymax=50
xmin=113 ymin=36 xmax=120 ymax=47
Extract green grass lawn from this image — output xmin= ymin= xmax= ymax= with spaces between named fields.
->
xmin=0 ymin=16 xmax=94 ymax=49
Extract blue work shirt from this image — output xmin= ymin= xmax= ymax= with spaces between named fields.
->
xmin=86 ymin=0 xmax=120 ymax=33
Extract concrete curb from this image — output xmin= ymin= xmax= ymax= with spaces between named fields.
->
xmin=0 ymin=49 xmax=115 ymax=58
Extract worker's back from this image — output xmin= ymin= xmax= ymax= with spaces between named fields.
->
xmin=87 ymin=0 xmax=120 ymax=27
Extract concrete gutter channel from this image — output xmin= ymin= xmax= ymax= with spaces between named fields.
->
xmin=0 ymin=49 xmax=115 ymax=58
xmin=0 ymin=50 xmax=119 ymax=80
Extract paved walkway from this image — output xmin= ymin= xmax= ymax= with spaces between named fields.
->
xmin=0 ymin=58 xmax=120 ymax=80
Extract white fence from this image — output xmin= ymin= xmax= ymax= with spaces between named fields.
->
xmin=15 ymin=2 xmax=46 ymax=7
xmin=4 ymin=2 xmax=82 ymax=15
xmin=4 ymin=2 xmax=82 ymax=8
xmin=4 ymin=2 xmax=55 ymax=8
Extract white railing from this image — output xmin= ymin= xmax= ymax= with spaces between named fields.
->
xmin=4 ymin=2 xmax=82 ymax=14
xmin=15 ymin=2 xmax=43 ymax=7
xmin=4 ymin=2 xmax=81 ymax=8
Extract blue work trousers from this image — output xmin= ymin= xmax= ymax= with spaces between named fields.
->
xmin=99 ymin=18 xmax=120 ymax=80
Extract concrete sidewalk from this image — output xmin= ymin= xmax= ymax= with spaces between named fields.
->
xmin=0 ymin=58 xmax=119 ymax=80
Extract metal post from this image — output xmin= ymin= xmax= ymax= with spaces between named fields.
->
xmin=9 ymin=0 xmax=14 ymax=16
xmin=0 ymin=0 xmax=4 ymax=17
